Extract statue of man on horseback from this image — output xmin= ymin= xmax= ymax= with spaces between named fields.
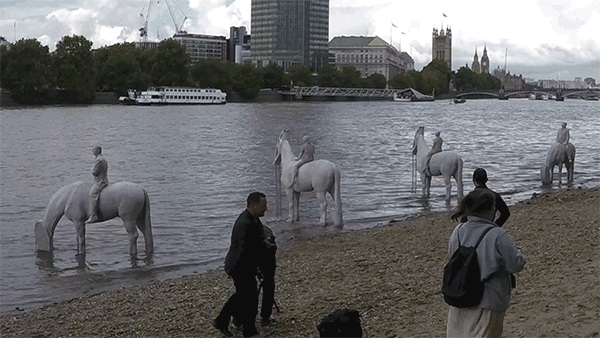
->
xmin=556 ymin=122 xmax=572 ymax=162
xmin=86 ymin=145 xmax=108 ymax=224
xmin=290 ymin=135 xmax=315 ymax=187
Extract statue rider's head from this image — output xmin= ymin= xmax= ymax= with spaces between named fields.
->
xmin=561 ymin=122 xmax=567 ymax=128
xmin=303 ymin=135 xmax=310 ymax=143
xmin=434 ymin=131 xmax=441 ymax=137
xmin=92 ymin=145 xmax=102 ymax=156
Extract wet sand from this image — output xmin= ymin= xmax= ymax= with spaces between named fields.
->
xmin=1 ymin=187 xmax=599 ymax=337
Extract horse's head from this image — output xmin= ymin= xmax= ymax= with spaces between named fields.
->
xmin=412 ymin=126 xmax=425 ymax=154
xmin=540 ymin=164 xmax=551 ymax=185
xmin=273 ymin=129 xmax=290 ymax=165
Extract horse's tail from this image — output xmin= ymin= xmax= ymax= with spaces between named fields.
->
xmin=456 ymin=156 xmax=464 ymax=200
xmin=333 ymin=165 xmax=343 ymax=226
xmin=142 ymin=189 xmax=154 ymax=253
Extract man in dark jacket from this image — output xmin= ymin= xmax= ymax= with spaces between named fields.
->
xmin=471 ymin=168 xmax=510 ymax=227
xmin=213 ymin=192 xmax=270 ymax=337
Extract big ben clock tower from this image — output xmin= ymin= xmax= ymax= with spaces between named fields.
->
xmin=481 ymin=44 xmax=490 ymax=74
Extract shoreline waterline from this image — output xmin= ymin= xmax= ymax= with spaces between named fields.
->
xmin=1 ymin=187 xmax=598 ymax=337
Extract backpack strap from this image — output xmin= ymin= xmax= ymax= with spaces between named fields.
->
xmin=474 ymin=226 xmax=495 ymax=249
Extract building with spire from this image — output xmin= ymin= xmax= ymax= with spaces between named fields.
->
xmin=481 ymin=45 xmax=490 ymax=74
xmin=432 ymin=26 xmax=452 ymax=69
xmin=471 ymin=48 xmax=481 ymax=73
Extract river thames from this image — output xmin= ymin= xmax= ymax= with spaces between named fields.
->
xmin=1 ymin=99 xmax=599 ymax=313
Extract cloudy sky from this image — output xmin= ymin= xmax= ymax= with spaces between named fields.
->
xmin=1 ymin=0 xmax=599 ymax=80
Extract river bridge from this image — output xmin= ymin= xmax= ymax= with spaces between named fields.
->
xmin=281 ymin=86 xmax=432 ymax=101
xmin=455 ymin=88 xmax=600 ymax=100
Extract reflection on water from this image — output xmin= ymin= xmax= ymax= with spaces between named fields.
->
xmin=1 ymin=99 xmax=599 ymax=313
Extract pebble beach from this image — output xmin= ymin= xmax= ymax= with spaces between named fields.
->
xmin=1 ymin=187 xmax=598 ymax=337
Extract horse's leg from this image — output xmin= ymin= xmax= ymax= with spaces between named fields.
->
xmin=426 ymin=176 xmax=432 ymax=198
xmin=124 ymin=220 xmax=139 ymax=257
xmin=316 ymin=191 xmax=327 ymax=226
xmin=420 ymin=173 xmax=427 ymax=197
xmin=558 ymin=163 xmax=563 ymax=185
xmin=293 ymin=191 xmax=301 ymax=222
xmin=74 ymin=221 xmax=86 ymax=255
xmin=285 ymin=188 xmax=294 ymax=223
xmin=443 ymin=174 xmax=452 ymax=204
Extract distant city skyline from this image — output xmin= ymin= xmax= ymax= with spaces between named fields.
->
xmin=0 ymin=0 xmax=598 ymax=80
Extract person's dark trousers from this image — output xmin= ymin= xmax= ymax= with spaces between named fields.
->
xmin=215 ymin=273 xmax=259 ymax=336
xmin=260 ymin=265 xmax=276 ymax=321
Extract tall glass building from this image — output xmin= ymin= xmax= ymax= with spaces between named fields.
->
xmin=251 ymin=0 xmax=329 ymax=71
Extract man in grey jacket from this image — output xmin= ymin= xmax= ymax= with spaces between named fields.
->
xmin=446 ymin=189 xmax=526 ymax=337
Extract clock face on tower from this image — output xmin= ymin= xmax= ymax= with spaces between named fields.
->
xmin=482 ymin=61 xmax=487 ymax=67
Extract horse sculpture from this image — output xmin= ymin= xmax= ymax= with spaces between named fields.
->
xmin=540 ymin=142 xmax=575 ymax=185
xmin=273 ymin=130 xmax=343 ymax=226
xmin=412 ymin=126 xmax=464 ymax=202
xmin=34 ymin=181 xmax=153 ymax=256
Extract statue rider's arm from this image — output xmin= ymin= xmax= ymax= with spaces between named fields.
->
xmin=92 ymin=160 xmax=103 ymax=177
xmin=295 ymin=149 xmax=305 ymax=161
xmin=566 ymin=130 xmax=570 ymax=144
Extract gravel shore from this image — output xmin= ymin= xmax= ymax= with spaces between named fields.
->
xmin=1 ymin=187 xmax=599 ymax=337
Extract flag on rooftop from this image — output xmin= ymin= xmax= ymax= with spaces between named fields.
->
xmin=391 ymin=22 xmax=397 ymax=28
xmin=443 ymin=13 xmax=447 ymax=17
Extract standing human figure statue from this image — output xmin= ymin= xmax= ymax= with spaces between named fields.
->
xmin=291 ymin=135 xmax=315 ymax=187
xmin=85 ymin=145 xmax=109 ymax=224
xmin=213 ymin=192 xmax=271 ymax=337
xmin=425 ymin=131 xmax=443 ymax=176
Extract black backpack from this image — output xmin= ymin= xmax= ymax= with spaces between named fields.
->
xmin=442 ymin=225 xmax=494 ymax=308
xmin=317 ymin=309 xmax=363 ymax=338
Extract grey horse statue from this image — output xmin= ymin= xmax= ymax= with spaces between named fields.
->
xmin=34 ymin=181 xmax=154 ymax=256
xmin=412 ymin=126 xmax=464 ymax=202
xmin=541 ymin=142 xmax=576 ymax=185
xmin=273 ymin=130 xmax=343 ymax=226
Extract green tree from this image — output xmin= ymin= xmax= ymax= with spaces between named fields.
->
xmin=3 ymin=39 xmax=56 ymax=104
xmin=190 ymin=59 xmax=236 ymax=95
xmin=261 ymin=63 xmax=286 ymax=89
xmin=389 ymin=71 xmax=419 ymax=89
xmin=316 ymin=65 xmax=340 ymax=87
xmin=53 ymin=35 xmax=96 ymax=103
xmin=95 ymin=43 xmax=146 ymax=94
xmin=419 ymin=59 xmax=451 ymax=96
xmin=233 ymin=62 xmax=262 ymax=100
xmin=0 ymin=45 xmax=9 ymax=87
xmin=150 ymin=39 xmax=191 ymax=86
xmin=288 ymin=64 xmax=314 ymax=87
xmin=338 ymin=66 xmax=362 ymax=88
xmin=362 ymin=73 xmax=387 ymax=89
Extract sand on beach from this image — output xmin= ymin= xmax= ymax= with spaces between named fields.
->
xmin=1 ymin=188 xmax=599 ymax=337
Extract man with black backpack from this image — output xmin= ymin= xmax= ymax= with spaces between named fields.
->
xmin=443 ymin=189 xmax=525 ymax=337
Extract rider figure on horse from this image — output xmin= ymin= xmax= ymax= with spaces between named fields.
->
xmin=86 ymin=145 xmax=109 ymax=224
xmin=291 ymin=135 xmax=315 ymax=187
xmin=425 ymin=131 xmax=443 ymax=176
xmin=556 ymin=122 xmax=571 ymax=162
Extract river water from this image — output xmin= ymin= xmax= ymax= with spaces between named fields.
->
xmin=1 ymin=99 xmax=599 ymax=313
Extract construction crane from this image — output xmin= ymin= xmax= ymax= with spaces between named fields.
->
xmin=165 ymin=0 xmax=188 ymax=35
xmin=138 ymin=0 xmax=154 ymax=42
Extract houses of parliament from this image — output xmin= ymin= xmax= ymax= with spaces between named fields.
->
xmin=432 ymin=27 xmax=524 ymax=90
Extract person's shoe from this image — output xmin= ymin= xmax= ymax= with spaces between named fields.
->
xmin=85 ymin=215 xmax=99 ymax=224
xmin=260 ymin=318 xmax=276 ymax=326
xmin=243 ymin=329 xmax=261 ymax=338
xmin=212 ymin=320 xmax=233 ymax=337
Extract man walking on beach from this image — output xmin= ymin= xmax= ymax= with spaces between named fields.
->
xmin=471 ymin=168 xmax=510 ymax=227
xmin=213 ymin=192 xmax=271 ymax=337
xmin=86 ymin=145 xmax=108 ymax=224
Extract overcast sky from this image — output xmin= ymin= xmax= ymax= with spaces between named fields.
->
xmin=1 ymin=0 xmax=599 ymax=80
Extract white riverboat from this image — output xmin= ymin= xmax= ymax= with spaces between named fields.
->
xmin=119 ymin=86 xmax=227 ymax=105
